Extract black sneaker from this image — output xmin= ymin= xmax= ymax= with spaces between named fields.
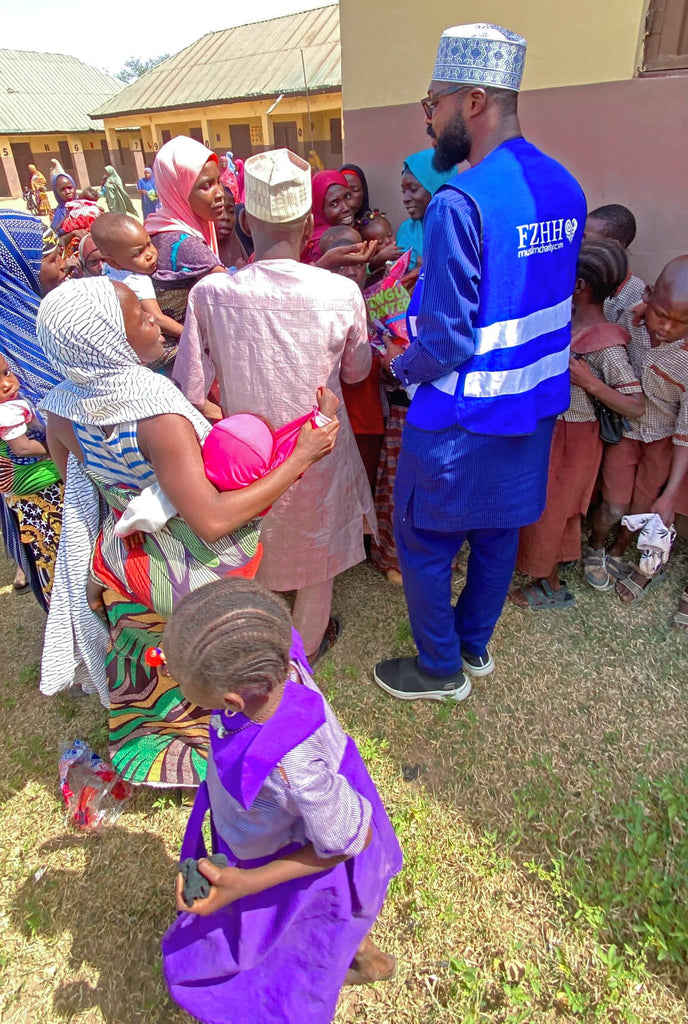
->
xmin=373 ymin=656 xmax=471 ymax=702
xmin=461 ymin=648 xmax=494 ymax=677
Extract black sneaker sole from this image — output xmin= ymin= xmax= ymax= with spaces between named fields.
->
xmin=373 ymin=668 xmax=472 ymax=702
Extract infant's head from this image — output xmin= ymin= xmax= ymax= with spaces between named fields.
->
xmin=91 ymin=213 xmax=158 ymax=276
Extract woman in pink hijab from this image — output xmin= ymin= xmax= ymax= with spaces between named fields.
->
xmin=301 ymin=169 xmax=355 ymax=264
xmin=147 ymin=136 xmax=226 ymax=325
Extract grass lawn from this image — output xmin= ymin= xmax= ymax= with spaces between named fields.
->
xmin=1 ymin=544 xmax=687 ymax=1024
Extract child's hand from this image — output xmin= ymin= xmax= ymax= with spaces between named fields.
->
xmin=294 ymin=418 xmax=339 ymax=467
xmin=122 ymin=530 xmax=146 ymax=551
xmin=175 ymin=859 xmax=247 ymax=916
xmin=316 ymin=386 xmax=340 ymax=419
xmin=568 ymin=355 xmax=598 ymax=392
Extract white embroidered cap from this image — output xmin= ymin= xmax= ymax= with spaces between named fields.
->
xmin=433 ymin=23 xmax=527 ymax=92
xmin=244 ymin=148 xmax=312 ymax=224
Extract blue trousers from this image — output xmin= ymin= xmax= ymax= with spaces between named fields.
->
xmin=394 ymin=495 xmax=519 ymax=677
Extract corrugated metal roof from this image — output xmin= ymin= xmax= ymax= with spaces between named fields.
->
xmin=0 ymin=49 xmax=123 ymax=134
xmin=92 ymin=4 xmax=340 ymax=119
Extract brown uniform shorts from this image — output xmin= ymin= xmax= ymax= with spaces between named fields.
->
xmin=600 ymin=436 xmax=673 ymax=512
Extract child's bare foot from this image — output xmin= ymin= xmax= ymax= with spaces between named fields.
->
xmin=344 ymin=935 xmax=397 ymax=985
xmin=316 ymin=386 xmax=339 ymax=419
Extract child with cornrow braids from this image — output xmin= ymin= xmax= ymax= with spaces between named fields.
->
xmin=511 ymin=239 xmax=645 ymax=609
xmin=161 ymin=577 xmax=402 ymax=1024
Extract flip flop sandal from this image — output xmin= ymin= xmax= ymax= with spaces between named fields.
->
xmin=583 ymin=548 xmax=613 ymax=591
xmin=515 ymin=579 xmax=576 ymax=610
xmin=605 ymin=554 xmax=632 ymax=582
xmin=615 ymin=567 xmax=667 ymax=603
xmin=310 ymin=615 xmax=342 ymax=665
xmin=12 ymin=581 xmax=30 ymax=594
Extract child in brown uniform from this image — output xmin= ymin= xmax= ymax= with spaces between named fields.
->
xmin=588 ymin=256 xmax=688 ymax=599
xmin=585 ymin=204 xmax=646 ymax=325
xmin=512 ymin=241 xmax=644 ymax=608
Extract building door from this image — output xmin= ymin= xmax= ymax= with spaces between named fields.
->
xmin=101 ymin=138 xmax=111 ymax=166
xmin=229 ymin=123 xmax=252 ymax=159
xmin=57 ymin=139 xmax=75 ymax=173
xmin=273 ymin=121 xmax=298 ymax=151
xmin=9 ymin=142 xmax=34 ymax=187
xmin=161 ymin=129 xmax=171 ymax=144
xmin=189 ymin=126 xmax=204 ymax=144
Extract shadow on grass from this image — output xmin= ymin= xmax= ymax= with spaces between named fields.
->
xmin=9 ymin=829 xmax=186 ymax=1024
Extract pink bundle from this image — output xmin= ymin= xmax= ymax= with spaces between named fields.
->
xmin=203 ymin=410 xmax=318 ymax=513
xmin=364 ymin=250 xmax=412 ymax=343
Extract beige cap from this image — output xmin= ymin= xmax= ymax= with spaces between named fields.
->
xmin=244 ymin=148 xmax=312 ymax=224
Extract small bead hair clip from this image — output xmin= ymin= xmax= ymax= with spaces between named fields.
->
xmin=359 ymin=207 xmax=387 ymax=227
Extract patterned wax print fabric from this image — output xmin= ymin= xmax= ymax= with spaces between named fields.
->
xmin=0 ymin=211 xmax=61 ymax=414
xmin=37 ymin=277 xmax=263 ymax=785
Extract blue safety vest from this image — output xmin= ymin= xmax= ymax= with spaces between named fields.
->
xmin=406 ymin=137 xmax=586 ymax=435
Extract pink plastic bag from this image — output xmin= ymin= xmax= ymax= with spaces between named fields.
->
xmin=59 ymin=739 xmax=132 ymax=831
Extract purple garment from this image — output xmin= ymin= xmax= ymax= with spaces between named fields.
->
xmin=150 ymin=230 xmax=222 ymax=286
xmin=161 ymin=661 xmax=402 ymax=1024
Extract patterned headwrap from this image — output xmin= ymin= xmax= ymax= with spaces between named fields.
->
xmin=42 ymin=226 xmax=59 ymax=256
xmin=0 ymin=210 xmax=61 ymax=415
xmin=38 ymin=276 xmax=211 ymax=437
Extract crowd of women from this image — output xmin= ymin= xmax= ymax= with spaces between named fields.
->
xmin=0 ymin=135 xmax=450 ymax=787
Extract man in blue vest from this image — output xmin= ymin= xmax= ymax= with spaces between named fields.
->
xmin=374 ymin=24 xmax=586 ymax=703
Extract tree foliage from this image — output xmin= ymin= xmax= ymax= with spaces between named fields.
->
xmin=115 ymin=54 xmax=170 ymax=84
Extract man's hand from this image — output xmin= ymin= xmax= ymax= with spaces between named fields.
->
xmin=380 ymin=336 xmax=407 ymax=380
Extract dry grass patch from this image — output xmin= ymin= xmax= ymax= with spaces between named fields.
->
xmin=1 ymin=547 xmax=688 ymax=1022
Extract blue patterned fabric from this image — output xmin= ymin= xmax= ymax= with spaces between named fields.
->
xmin=433 ymin=23 xmax=526 ymax=91
xmin=0 ymin=211 xmax=61 ymax=419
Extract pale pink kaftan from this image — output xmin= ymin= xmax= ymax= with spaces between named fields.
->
xmin=174 ymin=260 xmax=375 ymax=591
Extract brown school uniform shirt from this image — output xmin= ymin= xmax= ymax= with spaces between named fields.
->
xmin=563 ymin=327 xmax=641 ymax=423
xmin=622 ymin=316 xmax=688 ymax=447
xmin=604 ymin=272 xmax=646 ymax=325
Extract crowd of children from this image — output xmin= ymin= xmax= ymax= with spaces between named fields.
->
xmin=4 ymin=133 xmax=688 ymax=1024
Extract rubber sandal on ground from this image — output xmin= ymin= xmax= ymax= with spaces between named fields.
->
xmin=605 ymin=554 xmax=631 ymax=582
xmin=615 ymin=567 xmax=667 ymax=603
xmin=310 ymin=615 xmax=342 ymax=665
xmin=513 ymin=579 xmax=575 ymax=610
xmin=583 ymin=547 xmax=613 ymax=591
xmin=12 ymin=581 xmax=30 ymax=594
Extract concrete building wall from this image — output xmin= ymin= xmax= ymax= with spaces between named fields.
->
xmin=339 ymin=0 xmax=688 ymax=283
xmin=102 ymin=92 xmax=343 ymax=176
xmin=0 ymin=132 xmax=110 ymax=196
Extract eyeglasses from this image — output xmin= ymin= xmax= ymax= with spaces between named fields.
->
xmin=421 ymin=85 xmax=465 ymax=119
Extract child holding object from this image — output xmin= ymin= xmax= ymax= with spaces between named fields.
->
xmin=161 ymin=578 xmax=402 ymax=1024
xmin=511 ymin=240 xmax=644 ymax=609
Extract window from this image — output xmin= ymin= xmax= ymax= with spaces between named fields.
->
xmin=161 ymin=129 xmax=171 ymax=144
xmin=330 ymin=117 xmax=342 ymax=156
xmin=189 ymin=126 xmax=203 ymax=144
xmin=643 ymin=0 xmax=688 ymax=72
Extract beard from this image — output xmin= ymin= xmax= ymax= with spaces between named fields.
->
xmin=430 ymin=115 xmax=472 ymax=171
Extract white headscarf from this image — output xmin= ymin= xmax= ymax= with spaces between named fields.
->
xmin=37 ymin=276 xmax=210 ymax=439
